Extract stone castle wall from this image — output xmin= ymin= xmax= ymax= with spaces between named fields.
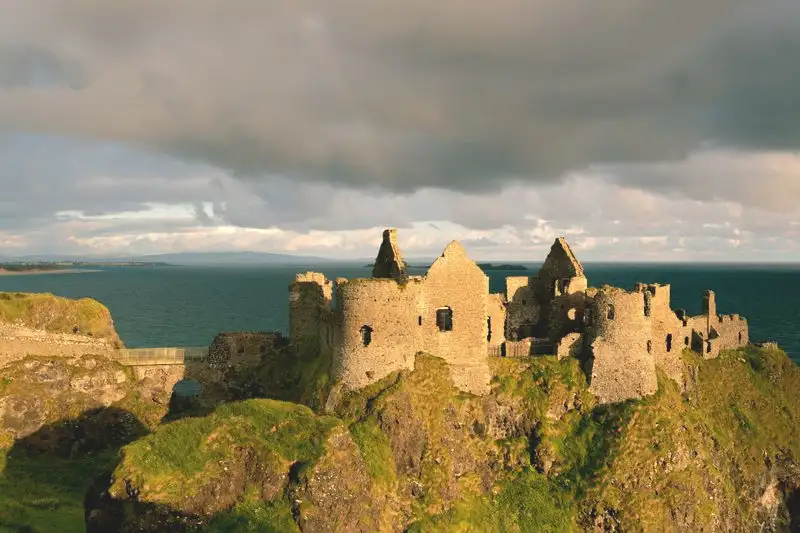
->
xmin=585 ymin=287 xmax=658 ymax=404
xmin=505 ymin=276 xmax=540 ymax=340
xmin=0 ymin=324 xmax=118 ymax=369
xmin=419 ymin=242 xmax=491 ymax=394
xmin=289 ymin=273 xmax=334 ymax=360
xmin=487 ymin=294 xmax=507 ymax=347
xmin=288 ymin=229 xmax=751 ymax=405
xmin=294 ymin=240 xmax=492 ymax=395
xmin=334 ymin=277 xmax=422 ymax=388
xmin=636 ymin=283 xmax=687 ymax=384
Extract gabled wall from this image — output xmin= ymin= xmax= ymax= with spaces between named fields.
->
xmin=421 ymin=241 xmax=491 ymax=394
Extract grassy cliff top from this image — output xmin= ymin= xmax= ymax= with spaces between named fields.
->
xmin=98 ymin=345 xmax=800 ymax=532
xmin=0 ymin=292 xmax=120 ymax=342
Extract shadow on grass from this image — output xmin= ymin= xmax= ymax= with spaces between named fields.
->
xmin=0 ymin=407 xmax=148 ymax=533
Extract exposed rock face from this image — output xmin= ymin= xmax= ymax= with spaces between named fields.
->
xmin=0 ymin=292 xmax=123 ymax=368
xmin=0 ymin=355 xmax=168 ymax=441
xmin=291 ymin=426 xmax=387 ymax=533
xmin=84 ymin=347 xmax=800 ymax=532
xmin=0 ymin=325 xmax=120 ymax=368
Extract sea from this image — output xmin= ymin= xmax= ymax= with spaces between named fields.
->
xmin=1 ymin=263 xmax=798 ymax=364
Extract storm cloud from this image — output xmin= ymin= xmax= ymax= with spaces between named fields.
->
xmin=1 ymin=0 xmax=799 ymax=193
xmin=1 ymin=1 xmax=799 ymax=260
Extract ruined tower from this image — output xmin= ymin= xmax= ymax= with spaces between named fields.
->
xmin=702 ymin=290 xmax=717 ymax=333
xmin=371 ymin=228 xmax=408 ymax=280
xmin=289 ymin=272 xmax=334 ymax=360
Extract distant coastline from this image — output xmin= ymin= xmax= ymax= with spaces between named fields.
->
xmin=0 ymin=262 xmax=107 ymax=276
xmin=0 ymin=268 xmax=100 ymax=276
xmin=477 ymin=263 xmax=529 ymax=271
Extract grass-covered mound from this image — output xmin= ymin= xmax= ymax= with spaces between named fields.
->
xmin=95 ymin=399 xmax=395 ymax=531
xmin=109 ymin=400 xmax=339 ymax=512
xmin=0 ymin=292 xmax=121 ymax=344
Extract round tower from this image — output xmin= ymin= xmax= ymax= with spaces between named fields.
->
xmin=584 ymin=287 xmax=657 ymax=403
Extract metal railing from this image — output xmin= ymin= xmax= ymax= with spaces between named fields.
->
xmin=111 ymin=346 xmax=209 ymax=365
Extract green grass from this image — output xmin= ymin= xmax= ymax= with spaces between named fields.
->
xmin=408 ymin=468 xmax=576 ymax=533
xmin=583 ymin=346 xmax=800 ymax=531
xmin=202 ymin=490 xmax=299 ymax=533
xmin=111 ymin=399 xmax=341 ymax=506
xmin=349 ymin=419 xmax=397 ymax=487
xmin=0 ymin=292 xmax=119 ymax=342
xmin=0 ymin=448 xmax=118 ymax=533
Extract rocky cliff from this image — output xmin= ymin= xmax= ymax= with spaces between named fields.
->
xmin=0 ymin=292 xmax=122 ymax=368
xmin=89 ymin=346 xmax=800 ymax=532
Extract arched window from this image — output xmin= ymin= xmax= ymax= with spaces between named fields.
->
xmin=666 ymin=334 xmax=673 ymax=352
xmin=360 ymin=325 xmax=373 ymax=346
xmin=436 ymin=307 xmax=453 ymax=332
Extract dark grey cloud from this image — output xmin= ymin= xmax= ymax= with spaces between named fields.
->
xmin=1 ymin=0 xmax=799 ymax=195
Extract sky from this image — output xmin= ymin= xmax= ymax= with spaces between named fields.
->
xmin=1 ymin=1 xmax=800 ymax=262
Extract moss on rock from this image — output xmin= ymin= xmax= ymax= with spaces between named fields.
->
xmin=0 ymin=292 xmax=122 ymax=344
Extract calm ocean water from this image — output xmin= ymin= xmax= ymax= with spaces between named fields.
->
xmin=1 ymin=263 xmax=798 ymax=364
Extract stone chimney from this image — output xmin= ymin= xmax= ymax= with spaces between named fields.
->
xmin=372 ymin=228 xmax=408 ymax=280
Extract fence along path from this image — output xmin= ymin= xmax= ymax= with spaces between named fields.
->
xmin=111 ymin=346 xmax=209 ymax=366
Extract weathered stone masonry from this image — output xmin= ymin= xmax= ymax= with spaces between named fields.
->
xmin=289 ymin=229 xmax=750 ymax=404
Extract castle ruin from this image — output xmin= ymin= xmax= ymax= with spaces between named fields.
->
xmin=290 ymin=229 xmax=749 ymax=404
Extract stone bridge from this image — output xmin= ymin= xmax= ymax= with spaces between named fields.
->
xmin=110 ymin=332 xmax=279 ymax=397
xmin=111 ymin=346 xmax=209 ymax=366
xmin=110 ymin=346 xmax=218 ymax=397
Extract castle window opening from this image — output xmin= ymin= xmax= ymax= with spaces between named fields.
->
xmin=666 ymin=334 xmax=673 ymax=352
xmin=567 ymin=308 xmax=577 ymax=321
xmin=436 ymin=307 xmax=453 ymax=332
xmin=647 ymin=340 xmax=652 ymax=354
xmin=487 ymin=317 xmax=492 ymax=342
xmin=418 ymin=316 xmax=422 ymax=326
xmin=521 ymin=299 xmax=527 ymax=306
xmin=608 ymin=304 xmax=616 ymax=320
xmin=360 ymin=325 xmax=373 ymax=346
xmin=738 ymin=331 xmax=743 ymax=344
xmin=559 ymin=278 xmax=570 ymax=294
xmin=685 ymin=336 xmax=690 ymax=346
xmin=706 ymin=341 xmax=712 ymax=354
